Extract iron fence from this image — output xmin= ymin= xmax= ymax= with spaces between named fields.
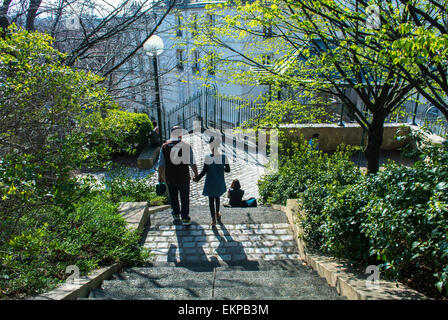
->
xmin=164 ymin=86 xmax=264 ymax=137
xmin=164 ymin=87 xmax=448 ymax=139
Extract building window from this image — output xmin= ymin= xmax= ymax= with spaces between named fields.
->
xmin=191 ymin=13 xmax=198 ymax=37
xmin=192 ymin=50 xmax=200 ymax=73
xmin=207 ymin=52 xmax=216 ymax=75
xmin=206 ymin=13 xmax=215 ymax=27
xmin=176 ymin=49 xmax=184 ymax=71
xmin=176 ymin=13 xmax=182 ymax=37
xmin=263 ymin=25 xmax=273 ymax=39
xmin=262 ymin=54 xmax=273 ymax=66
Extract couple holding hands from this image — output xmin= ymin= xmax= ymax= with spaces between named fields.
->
xmin=158 ymin=126 xmax=230 ymax=227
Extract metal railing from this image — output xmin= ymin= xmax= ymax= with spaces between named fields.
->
xmin=164 ymin=85 xmax=264 ymax=137
xmin=337 ymin=101 xmax=448 ymax=137
xmin=164 ymin=87 xmax=448 ymax=139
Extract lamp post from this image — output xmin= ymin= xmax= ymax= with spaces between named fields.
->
xmin=143 ymin=35 xmax=164 ymax=146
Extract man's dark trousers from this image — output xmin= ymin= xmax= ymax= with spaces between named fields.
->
xmin=167 ymin=182 xmax=190 ymax=219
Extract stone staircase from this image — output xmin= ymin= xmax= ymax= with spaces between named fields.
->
xmin=86 ymin=206 xmax=344 ymax=300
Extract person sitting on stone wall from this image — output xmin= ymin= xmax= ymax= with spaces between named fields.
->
xmin=149 ymin=120 xmax=161 ymax=147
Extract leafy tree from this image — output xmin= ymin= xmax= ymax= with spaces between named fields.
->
xmin=0 ymin=25 xmax=119 ymax=239
xmin=358 ymin=0 xmax=448 ymax=121
xmin=1 ymin=0 xmax=179 ymax=106
xmin=193 ymin=0 xmax=419 ymax=173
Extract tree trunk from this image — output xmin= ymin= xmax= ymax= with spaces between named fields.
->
xmin=0 ymin=0 xmax=13 ymax=37
xmin=364 ymin=114 xmax=385 ymax=174
xmin=0 ymin=15 xmax=8 ymax=33
xmin=26 ymin=0 xmax=42 ymax=31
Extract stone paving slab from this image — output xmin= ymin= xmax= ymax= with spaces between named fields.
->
xmin=148 ymin=206 xmax=289 ymax=227
xmin=90 ymin=286 xmax=212 ymax=300
xmin=212 ymin=286 xmax=342 ymax=300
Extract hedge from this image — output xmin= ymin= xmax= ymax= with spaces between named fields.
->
xmin=258 ymin=136 xmax=448 ymax=299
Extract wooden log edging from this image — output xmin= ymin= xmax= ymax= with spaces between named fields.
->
xmin=30 ymin=203 xmax=171 ymax=300
xmin=274 ymin=199 xmax=430 ymax=300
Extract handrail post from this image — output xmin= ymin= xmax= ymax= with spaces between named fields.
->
xmin=238 ymin=101 xmax=241 ymax=127
xmin=205 ymin=88 xmax=208 ymax=128
xmin=220 ymin=96 xmax=223 ymax=132
xmin=412 ymin=92 xmax=420 ymax=125
xmin=339 ymin=103 xmax=345 ymax=127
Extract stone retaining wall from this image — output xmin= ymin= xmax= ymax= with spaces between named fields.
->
xmin=276 ymin=199 xmax=429 ymax=300
xmin=278 ymin=123 xmax=412 ymax=151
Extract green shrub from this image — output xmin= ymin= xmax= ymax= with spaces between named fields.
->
xmin=100 ymin=110 xmax=153 ymax=156
xmin=258 ymin=137 xmax=361 ymax=205
xmin=359 ymin=160 xmax=448 ymax=297
xmin=258 ymin=136 xmax=448 ymax=298
xmin=0 ymin=195 xmax=149 ymax=298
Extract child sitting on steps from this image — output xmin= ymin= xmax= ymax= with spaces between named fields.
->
xmin=226 ymin=179 xmax=257 ymax=208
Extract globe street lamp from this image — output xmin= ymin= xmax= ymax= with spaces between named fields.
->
xmin=143 ymin=35 xmax=164 ymax=146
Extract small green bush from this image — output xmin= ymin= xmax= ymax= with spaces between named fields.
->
xmin=258 ymin=137 xmax=361 ymax=205
xmin=104 ymin=171 xmax=168 ymax=205
xmin=102 ymin=110 xmax=153 ymax=155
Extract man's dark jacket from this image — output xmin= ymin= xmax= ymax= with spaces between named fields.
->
xmin=161 ymin=140 xmax=192 ymax=185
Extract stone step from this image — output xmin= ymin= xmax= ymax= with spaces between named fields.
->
xmin=89 ymin=260 xmax=338 ymax=300
xmin=150 ymin=252 xmax=300 ymax=265
xmin=212 ymin=259 xmax=307 ymax=271
xmin=102 ymin=277 xmax=215 ymax=290
xmin=102 ymin=271 xmax=324 ymax=291
xmin=122 ymin=259 xmax=306 ymax=276
xmin=107 ymin=267 xmax=215 ymax=284
xmin=145 ymin=222 xmax=292 ymax=234
xmin=214 ymin=270 xmax=343 ymax=300
xmin=212 ymin=286 xmax=344 ymax=300
xmin=89 ymin=286 xmax=212 ymax=300
xmin=148 ymin=206 xmax=290 ymax=227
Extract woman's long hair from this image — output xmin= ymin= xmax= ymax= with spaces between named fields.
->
xmin=230 ymin=179 xmax=241 ymax=190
